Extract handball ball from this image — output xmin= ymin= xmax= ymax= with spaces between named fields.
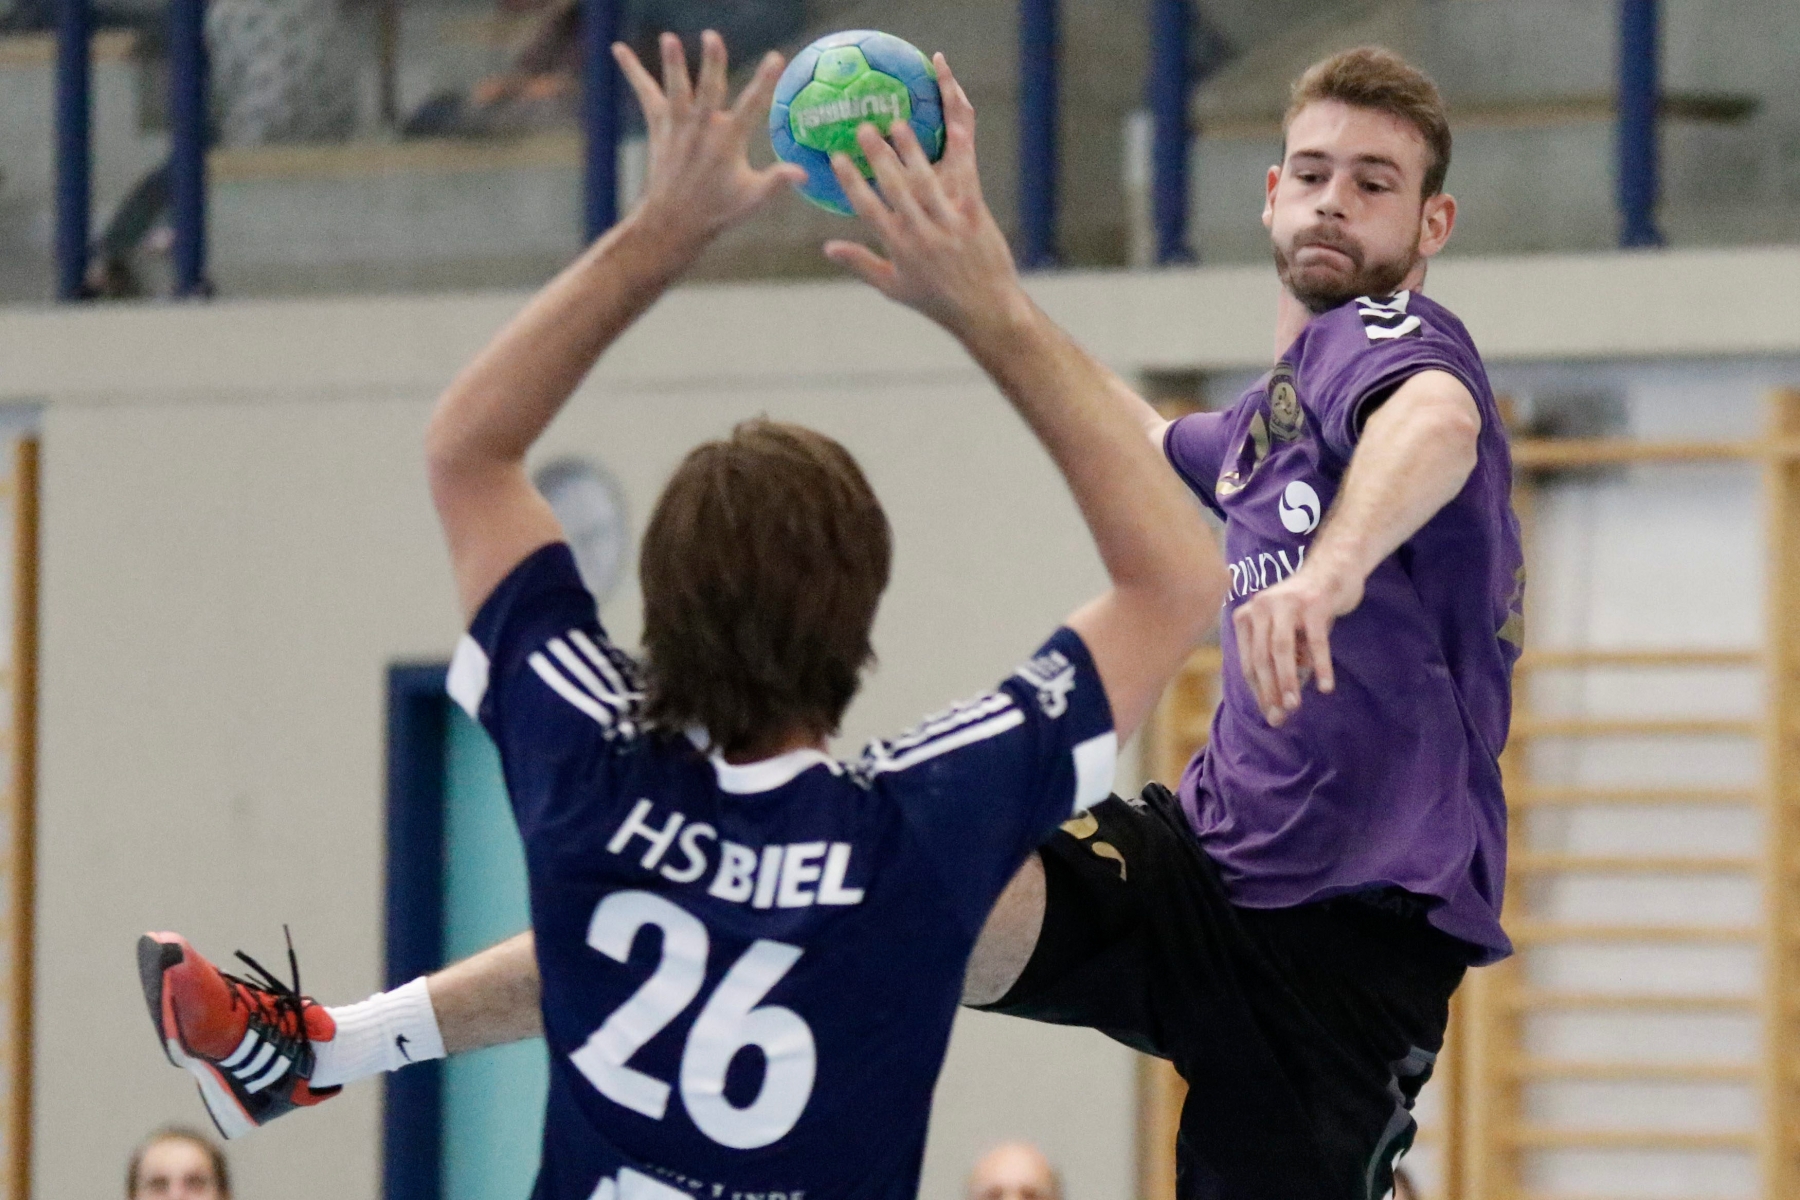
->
xmin=770 ymin=30 xmax=945 ymax=215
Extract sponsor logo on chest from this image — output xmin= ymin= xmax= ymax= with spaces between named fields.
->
xmin=1214 ymin=364 xmax=1332 ymax=604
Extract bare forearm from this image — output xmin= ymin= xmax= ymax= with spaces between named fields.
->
xmin=1306 ymin=380 xmax=1479 ymax=588
xmin=427 ymin=931 xmax=543 ymax=1055
xmin=425 ymin=211 xmax=700 ymax=474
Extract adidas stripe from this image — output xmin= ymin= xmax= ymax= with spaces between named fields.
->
xmin=864 ymin=709 xmax=1027 ymax=774
xmin=529 ymin=628 xmax=641 ymax=737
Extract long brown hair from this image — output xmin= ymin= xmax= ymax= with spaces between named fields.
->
xmin=638 ymin=419 xmax=891 ymax=756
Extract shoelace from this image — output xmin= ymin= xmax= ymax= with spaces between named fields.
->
xmin=220 ymin=924 xmax=318 ymax=1081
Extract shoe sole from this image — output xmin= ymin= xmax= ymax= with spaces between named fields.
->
xmin=135 ymin=934 xmax=257 ymax=1141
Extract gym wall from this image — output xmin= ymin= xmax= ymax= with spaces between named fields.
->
xmin=1 ymin=246 xmax=1797 ymax=1200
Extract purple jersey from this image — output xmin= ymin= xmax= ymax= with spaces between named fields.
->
xmin=1163 ymin=291 xmax=1521 ymax=963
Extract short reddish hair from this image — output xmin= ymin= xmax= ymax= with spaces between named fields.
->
xmin=1285 ymin=46 xmax=1452 ymax=196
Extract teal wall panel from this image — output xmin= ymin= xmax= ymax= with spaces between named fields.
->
xmin=442 ymin=706 xmax=546 ymax=1200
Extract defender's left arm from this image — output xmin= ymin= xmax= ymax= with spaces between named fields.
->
xmin=1235 ymin=369 xmax=1479 ymax=724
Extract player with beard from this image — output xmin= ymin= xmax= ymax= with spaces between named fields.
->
xmin=134 ymin=44 xmax=1517 ymax=1200
xmin=960 ymin=46 xmax=1522 ymax=1199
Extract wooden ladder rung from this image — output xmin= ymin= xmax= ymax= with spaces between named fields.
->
xmin=1508 ymin=922 xmax=1761 ymax=945
xmin=1512 ymin=716 xmax=1762 ymax=739
xmin=1510 ymin=1058 xmax=1756 ymax=1082
xmin=1498 ymin=1126 xmax=1757 ymax=1150
xmin=1510 ymin=786 xmax=1762 ymax=808
xmin=1518 ymin=648 xmax=1763 ymax=670
xmin=1519 ymin=1194 xmax=1745 ymax=1200
xmin=1504 ymin=989 xmax=1758 ymax=1013
xmin=1511 ymin=852 xmax=1759 ymax=875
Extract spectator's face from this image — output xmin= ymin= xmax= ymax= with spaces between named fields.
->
xmin=968 ymin=1143 xmax=1060 ymax=1200
xmin=133 ymin=1138 xmax=223 ymax=1200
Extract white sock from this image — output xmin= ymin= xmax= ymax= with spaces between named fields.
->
xmin=310 ymin=976 xmax=447 ymax=1089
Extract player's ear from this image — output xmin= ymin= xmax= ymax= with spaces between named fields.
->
xmin=1261 ymin=164 xmax=1280 ymax=229
xmin=1419 ymin=191 xmax=1456 ymax=257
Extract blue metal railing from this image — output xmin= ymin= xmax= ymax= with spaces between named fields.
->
xmin=48 ymin=1 xmax=1677 ymax=300
xmin=581 ymin=0 xmax=623 ymax=242
xmin=1616 ymin=0 xmax=1664 ymax=248
xmin=169 ymin=0 xmax=210 ymax=295
xmin=1016 ymin=0 xmax=1059 ymax=269
xmin=53 ymin=0 xmax=91 ymax=301
xmin=1148 ymin=0 xmax=1193 ymax=265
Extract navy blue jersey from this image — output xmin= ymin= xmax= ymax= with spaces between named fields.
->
xmin=446 ymin=544 xmax=1116 ymax=1200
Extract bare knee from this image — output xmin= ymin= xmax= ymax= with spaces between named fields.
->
xmin=962 ymin=853 xmax=1047 ymax=1007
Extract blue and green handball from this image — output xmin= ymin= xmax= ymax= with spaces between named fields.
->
xmin=770 ymin=30 xmax=945 ymax=215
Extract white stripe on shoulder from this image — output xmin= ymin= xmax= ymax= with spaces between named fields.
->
xmin=887 ymin=692 xmax=1016 ymax=754
xmin=1071 ymin=731 xmax=1119 ymax=813
xmin=1365 ymin=316 xmax=1423 ymax=340
xmin=548 ymin=637 xmax=628 ymax=713
xmin=866 ymin=709 xmax=1026 ymax=775
xmin=568 ymin=629 xmax=639 ymax=701
xmin=529 ymin=652 xmax=619 ymax=729
xmin=447 ymin=635 xmax=490 ymax=719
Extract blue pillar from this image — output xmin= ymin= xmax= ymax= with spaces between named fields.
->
xmin=582 ymin=0 xmax=622 ymax=241
xmin=1149 ymin=0 xmax=1193 ymax=264
xmin=382 ymin=667 xmax=448 ymax=1200
xmin=53 ymin=0 xmax=92 ymax=301
xmin=1616 ymin=0 xmax=1663 ymax=248
xmin=169 ymin=0 xmax=211 ymax=296
xmin=1017 ymin=0 xmax=1058 ymax=269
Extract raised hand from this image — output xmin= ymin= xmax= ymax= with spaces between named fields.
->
xmin=821 ymin=56 xmax=1025 ymax=336
xmin=612 ymin=31 xmax=806 ymax=246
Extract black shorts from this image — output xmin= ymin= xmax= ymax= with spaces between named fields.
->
xmin=978 ymin=784 xmax=1470 ymax=1200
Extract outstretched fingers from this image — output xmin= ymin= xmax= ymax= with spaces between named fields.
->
xmin=857 ymin=124 xmax=927 ymax=225
xmin=731 ymin=50 xmax=788 ymax=131
xmin=753 ymin=160 xmax=809 ymax=204
xmin=823 ymin=239 xmax=898 ymax=295
xmin=935 ymin=54 xmax=977 ymax=170
xmin=830 ymin=151 xmax=894 ymax=235
xmin=659 ymin=32 xmax=693 ymax=113
xmin=612 ymin=43 xmax=666 ymax=122
xmin=887 ymin=121 xmax=951 ymax=220
xmin=694 ymin=29 xmax=729 ymax=112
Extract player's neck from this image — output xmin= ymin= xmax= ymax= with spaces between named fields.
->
xmin=719 ymin=728 xmax=830 ymax=766
xmin=1271 ymin=262 xmax=1430 ymax=362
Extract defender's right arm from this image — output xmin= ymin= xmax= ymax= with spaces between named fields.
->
xmin=826 ymin=59 xmax=1226 ymax=739
xmin=425 ymin=32 xmax=803 ymax=622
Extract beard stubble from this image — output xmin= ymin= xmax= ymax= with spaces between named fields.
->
xmin=1272 ymin=225 xmax=1420 ymax=314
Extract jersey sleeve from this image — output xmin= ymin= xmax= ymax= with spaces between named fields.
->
xmin=1162 ymin=410 xmax=1233 ymax=517
xmin=445 ymin=542 xmax=644 ymax=842
xmin=1316 ymin=329 xmax=1485 ymax=461
xmin=859 ymin=626 xmax=1117 ymax=928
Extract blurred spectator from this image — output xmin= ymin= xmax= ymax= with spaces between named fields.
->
xmin=127 ymin=1126 xmax=230 ymax=1200
xmin=404 ymin=0 xmax=802 ymax=139
xmin=41 ymin=0 xmax=359 ymax=297
xmin=1391 ymin=1165 xmax=1418 ymax=1200
xmin=967 ymin=1141 xmax=1062 ymax=1200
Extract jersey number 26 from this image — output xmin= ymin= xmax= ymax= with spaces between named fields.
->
xmin=570 ymin=889 xmax=817 ymax=1150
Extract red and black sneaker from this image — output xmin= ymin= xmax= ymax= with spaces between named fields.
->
xmin=136 ymin=927 xmax=342 ymax=1139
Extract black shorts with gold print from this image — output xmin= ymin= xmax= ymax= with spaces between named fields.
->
xmin=976 ymin=783 xmax=1471 ymax=1200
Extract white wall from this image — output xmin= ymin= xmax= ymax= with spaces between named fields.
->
xmin=4 ymin=246 xmax=1800 ymax=1200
